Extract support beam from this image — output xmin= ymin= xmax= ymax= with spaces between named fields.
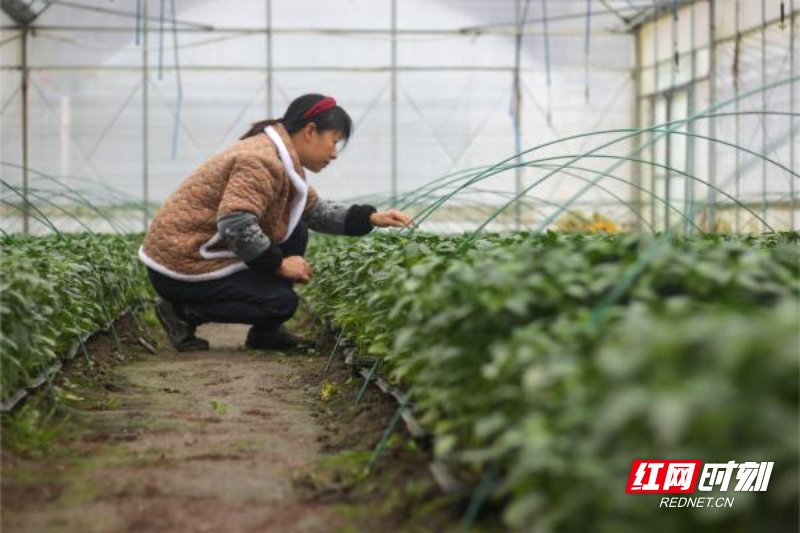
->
xmin=632 ymin=29 xmax=643 ymax=231
xmin=513 ymin=0 xmax=524 ymax=229
xmin=761 ymin=0 xmax=768 ymax=231
xmin=265 ymin=0 xmax=272 ymax=117
xmin=0 ymin=24 xmax=621 ymax=37
xmin=735 ymin=0 xmax=742 ymax=232
xmin=390 ymin=0 xmax=397 ymax=201
xmin=684 ymin=2 xmax=697 ymax=235
xmin=791 ymin=0 xmax=797 ymax=229
xmin=707 ymin=0 xmax=717 ymax=232
xmin=664 ymin=93 xmax=672 ymax=228
xmin=142 ymin=0 xmax=149 ymax=231
xmin=0 ymin=64 xmax=632 ymax=74
xmin=20 ymin=24 xmax=28 ymax=234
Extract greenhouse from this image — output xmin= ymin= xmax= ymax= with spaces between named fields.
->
xmin=1 ymin=1 xmax=797 ymax=531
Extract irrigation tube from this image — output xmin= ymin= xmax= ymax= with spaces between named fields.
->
xmin=1 ymin=304 xmax=148 ymax=414
xmin=1 ymin=177 xmax=152 ymax=413
xmin=1 ymin=188 xmax=64 ymax=236
xmin=472 ymin=77 xmax=799 ymax=243
xmin=408 ymin=109 xmax=798 ymax=239
xmin=406 ymin=111 xmax=800 ymax=235
xmin=390 ymin=189 xmax=604 ymax=232
xmin=312 ymin=312 xmax=467 ymax=496
xmin=403 ymin=161 xmax=681 ymax=233
xmin=0 ymin=186 xmax=95 ymax=233
xmin=404 ymin=150 xmax=771 ymax=235
xmin=397 ymin=110 xmax=800 ymax=219
xmin=1 ymin=162 xmax=134 ymax=233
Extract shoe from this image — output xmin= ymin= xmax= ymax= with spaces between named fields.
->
xmin=175 ymin=336 xmax=210 ymax=352
xmin=155 ymin=300 xmax=210 ymax=352
xmin=245 ymin=325 xmax=312 ymax=351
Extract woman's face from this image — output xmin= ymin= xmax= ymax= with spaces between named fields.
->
xmin=294 ymin=124 xmax=343 ymax=174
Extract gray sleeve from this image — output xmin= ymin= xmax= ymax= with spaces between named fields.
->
xmin=303 ymin=198 xmax=351 ymax=235
xmin=217 ymin=211 xmax=272 ymax=262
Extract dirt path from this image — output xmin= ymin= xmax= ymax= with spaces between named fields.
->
xmin=3 ymin=323 xmax=342 ymax=533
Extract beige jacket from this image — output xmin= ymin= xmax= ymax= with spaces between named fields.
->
xmin=140 ymin=124 xmax=321 ymax=280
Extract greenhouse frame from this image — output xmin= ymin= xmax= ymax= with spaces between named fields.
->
xmin=1 ymin=2 xmax=798 ymax=532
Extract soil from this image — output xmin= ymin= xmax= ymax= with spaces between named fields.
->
xmin=0 ymin=311 xmax=469 ymax=533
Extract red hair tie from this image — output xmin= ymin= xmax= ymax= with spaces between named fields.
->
xmin=303 ymin=96 xmax=337 ymax=119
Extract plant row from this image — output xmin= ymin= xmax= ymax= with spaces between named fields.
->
xmin=1 ymin=234 xmax=152 ymax=406
xmin=304 ymin=231 xmax=799 ymax=532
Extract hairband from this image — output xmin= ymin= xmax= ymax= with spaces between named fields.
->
xmin=302 ymin=96 xmax=337 ymax=119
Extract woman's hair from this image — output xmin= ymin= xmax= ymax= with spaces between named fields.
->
xmin=240 ymin=93 xmax=353 ymax=143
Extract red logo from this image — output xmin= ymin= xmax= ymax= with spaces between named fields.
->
xmin=625 ymin=461 xmax=703 ymax=493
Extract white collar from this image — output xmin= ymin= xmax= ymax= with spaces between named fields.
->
xmin=265 ymin=125 xmax=309 ymax=244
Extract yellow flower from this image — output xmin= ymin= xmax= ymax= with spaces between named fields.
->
xmin=320 ymin=382 xmax=339 ymax=402
xmin=588 ymin=219 xmax=618 ymax=234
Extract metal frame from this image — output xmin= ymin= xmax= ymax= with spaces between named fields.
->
xmin=20 ymin=24 xmax=28 ymax=233
xmin=792 ymin=0 xmax=797 ymax=230
xmin=634 ymin=0 xmax=797 ymax=232
xmin=391 ymin=0 xmax=398 ymax=201
xmin=141 ymin=0 xmax=149 ymax=230
xmin=2 ymin=1 xmax=796 ymax=234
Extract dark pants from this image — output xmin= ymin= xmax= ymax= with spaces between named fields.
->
xmin=147 ymin=221 xmax=308 ymax=332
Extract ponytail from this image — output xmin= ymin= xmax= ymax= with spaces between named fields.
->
xmin=240 ymin=94 xmax=353 ymax=143
xmin=240 ymin=119 xmax=281 ymax=140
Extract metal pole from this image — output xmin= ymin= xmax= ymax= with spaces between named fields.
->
xmin=632 ymin=30 xmax=643 ymax=231
xmin=513 ymin=0 xmax=523 ymax=229
xmin=791 ymin=0 xmax=797 ymax=230
xmin=707 ymin=0 xmax=717 ymax=232
xmin=761 ymin=0 xmax=768 ymax=231
xmin=685 ymin=2 xmax=697 ymax=235
xmin=266 ymin=0 xmax=273 ymax=117
xmin=142 ymin=1 xmax=150 ymax=231
xmin=735 ymin=0 xmax=742 ymax=232
xmin=21 ymin=26 xmax=29 ymax=235
xmin=390 ymin=0 xmax=398 ymax=201
xmin=664 ymin=93 xmax=672 ymax=228
xmin=652 ymin=0 xmax=661 ymax=230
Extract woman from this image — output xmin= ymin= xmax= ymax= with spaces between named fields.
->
xmin=140 ymin=94 xmax=412 ymax=351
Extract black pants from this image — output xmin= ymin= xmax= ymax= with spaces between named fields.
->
xmin=147 ymin=221 xmax=308 ymax=332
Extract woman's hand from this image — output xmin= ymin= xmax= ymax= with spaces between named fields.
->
xmin=369 ymin=209 xmax=416 ymax=229
xmin=278 ymin=256 xmax=313 ymax=283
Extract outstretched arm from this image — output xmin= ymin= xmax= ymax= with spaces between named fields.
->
xmin=304 ymin=199 xmax=376 ymax=236
xmin=304 ymin=198 xmax=414 ymax=236
xmin=368 ymin=209 xmax=415 ymax=229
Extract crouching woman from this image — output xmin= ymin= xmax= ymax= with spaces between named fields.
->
xmin=139 ymin=94 xmax=412 ymax=351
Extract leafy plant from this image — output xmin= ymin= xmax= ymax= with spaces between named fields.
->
xmin=303 ymin=231 xmax=799 ymax=532
xmin=0 ymin=233 xmax=153 ymax=405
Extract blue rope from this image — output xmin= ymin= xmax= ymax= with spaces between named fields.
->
xmin=170 ymin=0 xmax=184 ymax=160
